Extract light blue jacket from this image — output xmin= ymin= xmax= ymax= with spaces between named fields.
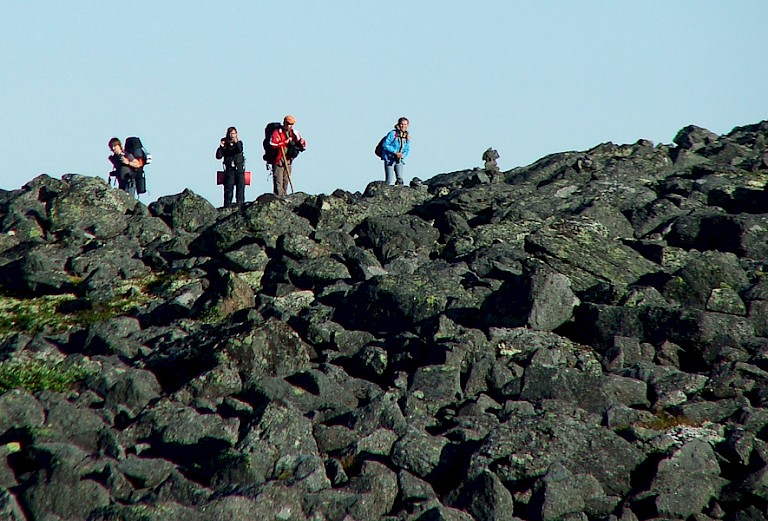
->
xmin=381 ymin=129 xmax=410 ymax=166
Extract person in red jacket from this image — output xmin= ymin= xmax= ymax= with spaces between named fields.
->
xmin=269 ymin=115 xmax=306 ymax=196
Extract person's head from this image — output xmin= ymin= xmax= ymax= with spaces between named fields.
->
xmin=396 ymin=117 xmax=409 ymax=131
xmin=283 ymin=115 xmax=296 ymax=128
xmin=226 ymin=127 xmax=238 ymax=141
xmin=108 ymin=137 xmax=122 ymax=153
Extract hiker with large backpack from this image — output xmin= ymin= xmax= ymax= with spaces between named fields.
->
xmin=216 ymin=126 xmax=246 ymax=208
xmin=108 ymin=137 xmax=148 ymax=198
xmin=267 ymin=115 xmax=306 ymax=196
xmin=377 ymin=117 xmax=410 ymax=185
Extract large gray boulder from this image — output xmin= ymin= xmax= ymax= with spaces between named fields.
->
xmin=468 ymin=401 xmax=645 ymax=496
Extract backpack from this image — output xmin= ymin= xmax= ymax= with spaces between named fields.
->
xmin=124 ymin=136 xmax=151 ymax=194
xmin=262 ymin=122 xmax=282 ymax=164
xmin=124 ymin=137 xmax=151 ymax=167
xmin=374 ymin=135 xmax=386 ymax=158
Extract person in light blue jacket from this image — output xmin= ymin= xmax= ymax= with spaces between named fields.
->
xmin=381 ymin=117 xmax=410 ymax=185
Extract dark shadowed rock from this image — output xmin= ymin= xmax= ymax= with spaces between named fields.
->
xmin=526 ymin=216 xmax=660 ymax=292
xmin=237 ymin=400 xmax=327 ymax=491
xmin=0 ymin=244 xmax=77 ymax=296
xmin=134 ymin=401 xmax=239 ymax=452
xmin=355 ymin=214 xmax=440 ymax=263
xmin=104 ymin=368 xmax=162 ymax=418
xmin=644 ymin=439 xmax=727 ymax=519
xmin=48 ymin=174 xmax=136 ymax=238
xmin=468 ymin=401 xmax=644 ymax=496
xmin=223 ymin=317 xmax=313 ymax=378
xmin=193 ymin=268 xmax=255 ymax=318
xmin=38 ymin=394 xmax=109 ymax=452
xmin=661 ymin=250 xmax=749 ymax=308
xmin=447 ymin=469 xmax=516 ymax=521
xmin=17 ymin=442 xmax=111 ymax=520
xmin=527 ymin=462 xmax=616 ymax=521
xmin=342 ymin=260 xmax=483 ymax=333
xmin=192 ymin=196 xmax=313 ymax=253
xmin=674 ymin=125 xmax=720 ymax=152
xmin=0 ymin=389 xmax=45 ymax=434
xmin=148 ymin=189 xmax=218 ymax=233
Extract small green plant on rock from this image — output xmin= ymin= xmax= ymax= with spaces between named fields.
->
xmin=0 ymin=294 xmax=76 ymax=336
xmin=0 ymin=359 xmax=91 ymax=393
xmin=0 ymin=272 xmax=176 ymax=339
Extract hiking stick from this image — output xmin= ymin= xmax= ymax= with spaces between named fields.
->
xmin=280 ymin=146 xmax=295 ymax=195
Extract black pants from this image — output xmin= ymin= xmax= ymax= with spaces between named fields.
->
xmin=223 ymin=168 xmax=245 ymax=207
xmin=117 ymin=166 xmax=136 ymax=198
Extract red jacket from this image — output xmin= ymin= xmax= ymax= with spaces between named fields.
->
xmin=269 ymin=127 xmax=306 ymax=165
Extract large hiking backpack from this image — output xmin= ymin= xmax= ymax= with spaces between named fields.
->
xmin=124 ymin=136 xmax=151 ymax=194
xmin=262 ymin=122 xmax=282 ymax=165
xmin=124 ymin=137 xmax=151 ymax=166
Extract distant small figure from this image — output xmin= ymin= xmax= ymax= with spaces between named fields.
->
xmin=108 ymin=137 xmax=145 ymax=198
xmin=483 ymin=147 xmax=500 ymax=173
xmin=216 ymin=126 xmax=246 ymax=208
xmin=268 ymin=115 xmax=306 ymax=196
xmin=379 ymin=117 xmax=410 ymax=186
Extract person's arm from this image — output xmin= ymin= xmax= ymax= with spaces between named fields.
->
xmin=293 ymin=131 xmax=306 ymax=149
xmin=270 ymin=129 xmax=287 ymax=148
xmin=122 ymin=154 xmax=144 ymax=169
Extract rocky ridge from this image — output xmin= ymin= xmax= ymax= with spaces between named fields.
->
xmin=0 ymin=121 xmax=767 ymax=519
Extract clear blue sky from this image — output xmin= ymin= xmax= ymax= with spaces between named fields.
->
xmin=1 ymin=2 xmax=766 ymax=207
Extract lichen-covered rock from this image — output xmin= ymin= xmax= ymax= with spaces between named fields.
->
xmin=149 ymin=188 xmax=218 ymax=233
xmin=645 ymin=439 xmax=727 ymax=518
xmin=468 ymin=402 xmax=644 ymax=496
xmin=526 ymin=216 xmax=660 ymax=292
xmin=192 ymin=196 xmax=313 ymax=253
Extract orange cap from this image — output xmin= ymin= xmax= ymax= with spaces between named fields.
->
xmin=284 ymin=115 xmax=296 ymax=125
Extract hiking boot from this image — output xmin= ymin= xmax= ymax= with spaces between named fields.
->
xmin=395 ymin=178 xmax=404 ymax=186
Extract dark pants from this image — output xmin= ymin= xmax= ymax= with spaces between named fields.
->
xmin=224 ymin=168 xmax=245 ymax=207
xmin=117 ymin=166 xmax=136 ymax=198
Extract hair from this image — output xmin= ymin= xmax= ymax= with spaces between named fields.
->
xmin=397 ymin=117 xmax=409 ymax=126
xmin=108 ymin=137 xmax=121 ymax=148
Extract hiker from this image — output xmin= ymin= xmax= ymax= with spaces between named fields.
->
xmin=108 ymin=137 xmax=145 ymax=198
xmin=268 ymin=115 xmax=306 ymax=196
xmin=216 ymin=126 xmax=246 ymax=208
xmin=380 ymin=117 xmax=410 ymax=185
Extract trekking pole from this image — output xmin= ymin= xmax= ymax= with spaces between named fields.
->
xmin=280 ymin=146 xmax=295 ymax=195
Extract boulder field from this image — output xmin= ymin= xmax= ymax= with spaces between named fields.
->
xmin=0 ymin=121 xmax=768 ymax=519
